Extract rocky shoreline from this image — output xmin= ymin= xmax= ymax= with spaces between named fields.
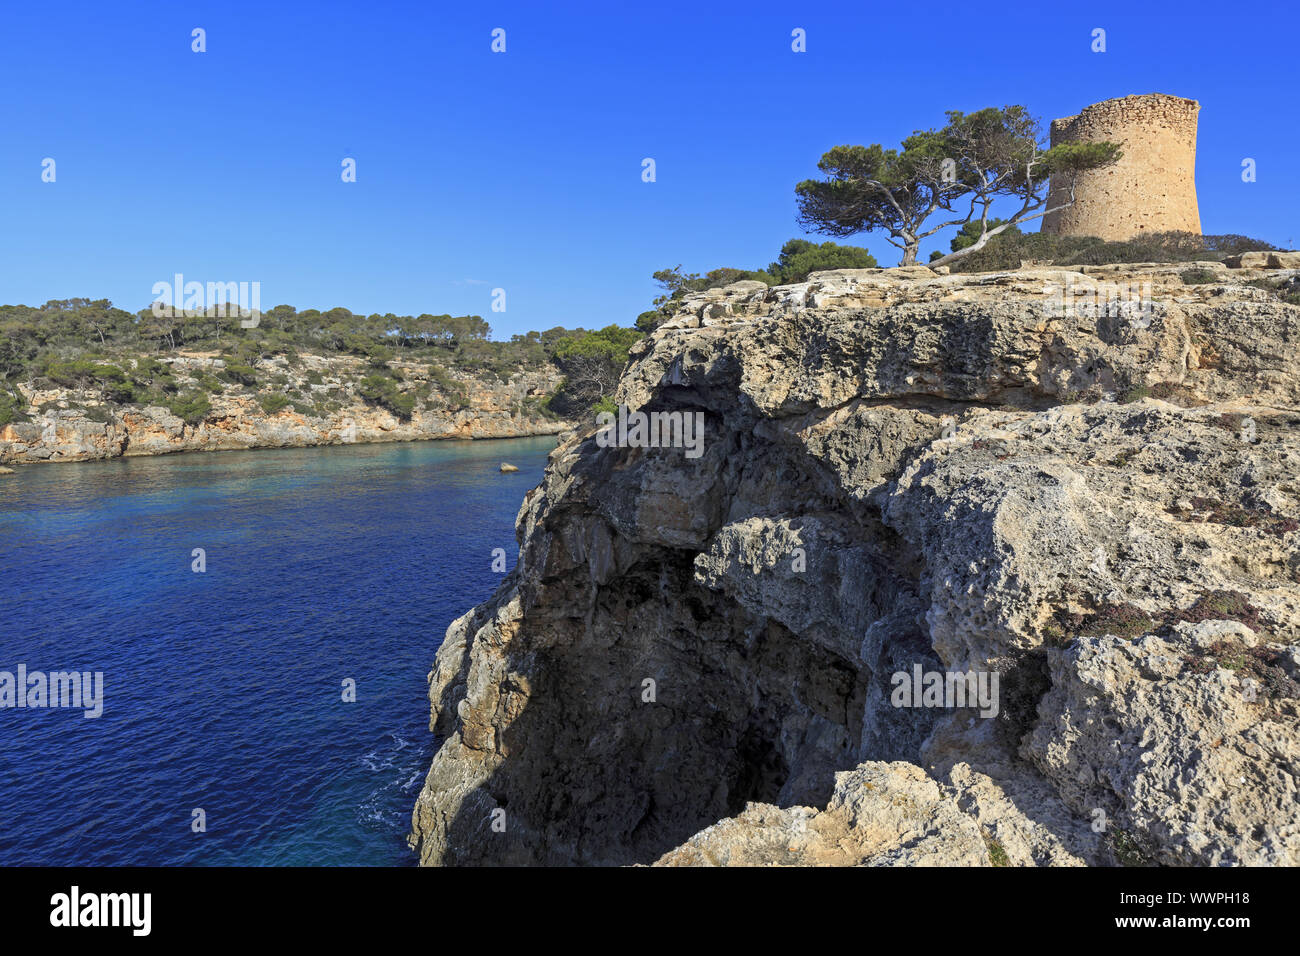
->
xmin=0 ymin=353 xmax=571 ymax=466
xmin=409 ymin=260 xmax=1300 ymax=866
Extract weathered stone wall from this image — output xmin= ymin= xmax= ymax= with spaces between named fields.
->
xmin=1041 ymin=93 xmax=1201 ymax=241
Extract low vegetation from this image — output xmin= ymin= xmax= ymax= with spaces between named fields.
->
xmin=637 ymin=238 xmax=877 ymax=331
xmin=0 ymin=298 xmax=645 ymax=425
xmin=938 ymin=229 xmax=1279 ymax=273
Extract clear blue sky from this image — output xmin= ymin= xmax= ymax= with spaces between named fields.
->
xmin=1 ymin=0 xmax=1295 ymax=337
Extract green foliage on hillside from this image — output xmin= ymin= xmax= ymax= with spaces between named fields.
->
xmin=168 ymin=391 xmax=211 ymax=426
xmin=0 ymin=387 xmax=27 ymax=427
xmin=0 ymin=296 xmax=646 ymax=425
xmin=257 ymin=393 xmax=292 ymax=415
xmin=356 ymin=373 xmax=417 ymax=420
xmin=545 ymin=326 xmax=645 ymax=419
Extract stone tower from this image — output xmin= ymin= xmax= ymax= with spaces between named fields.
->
xmin=1040 ymin=93 xmax=1201 ymax=241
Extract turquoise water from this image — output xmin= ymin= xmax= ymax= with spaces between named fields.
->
xmin=0 ymin=436 xmax=555 ymax=865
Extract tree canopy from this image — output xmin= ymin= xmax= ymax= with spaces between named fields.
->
xmin=0 ymin=296 xmax=643 ymax=426
xmin=795 ymin=106 xmax=1122 ymax=266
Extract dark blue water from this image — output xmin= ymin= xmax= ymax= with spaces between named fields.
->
xmin=0 ymin=436 xmax=555 ymax=866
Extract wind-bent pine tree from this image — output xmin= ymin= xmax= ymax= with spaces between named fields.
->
xmin=794 ymin=106 xmax=1121 ymax=267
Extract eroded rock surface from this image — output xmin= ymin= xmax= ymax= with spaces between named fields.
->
xmin=0 ymin=356 xmax=567 ymax=465
xmin=410 ymin=264 xmax=1300 ymax=866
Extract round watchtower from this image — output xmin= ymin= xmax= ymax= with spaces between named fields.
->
xmin=1040 ymin=93 xmax=1201 ymax=241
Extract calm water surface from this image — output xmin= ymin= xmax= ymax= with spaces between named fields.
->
xmin=0 ymin=436 xmax=554 ymax=865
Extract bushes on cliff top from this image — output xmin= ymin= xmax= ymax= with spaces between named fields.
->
xmin=931 ymin=220 xmax=1022 ymax=260
xmin=766 ymin=238 xmax=879 ymax=282
xmin=945 ymin=230 xmax=1280 ymax=273
xmin=638 ymin=239 xmax=878 ymax=332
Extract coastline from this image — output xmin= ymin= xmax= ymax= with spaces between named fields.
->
xmin=0 ymin=399 xmax=573 ymax=468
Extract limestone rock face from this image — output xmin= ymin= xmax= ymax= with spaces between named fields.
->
xmin=0 ymin=359 xmax=568 ymax=465
xmin=653 ymin=762 xmax=990 ymax=867
xmin=1025 ymin=622 xmax=1300 ymax=866
xmin=410 ymin=264 xmax=1300 ymax=867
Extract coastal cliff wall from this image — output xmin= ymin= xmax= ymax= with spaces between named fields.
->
xmin=410 ymin=259 xmax=1300 ymax=867
xmin=0 ymin=355 xmax=569 ymax=464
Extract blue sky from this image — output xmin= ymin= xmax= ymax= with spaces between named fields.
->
xmin=0 ymin=0 xmax=1295 ymax=337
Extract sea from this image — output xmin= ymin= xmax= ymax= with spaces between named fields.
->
xmin=0 ymin=435 xmax=555 ymax=865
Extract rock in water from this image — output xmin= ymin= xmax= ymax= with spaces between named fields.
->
xmin=410 ymin=264 xmax=1300 ymax=867
xmin=499 ymin=463 xmax=519 ymax=472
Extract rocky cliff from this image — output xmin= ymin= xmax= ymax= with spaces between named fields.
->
xmin=0 ymin=353 xmax=568 ymax=464
xmin=409 ymin=259 xmax=1300 ymax=867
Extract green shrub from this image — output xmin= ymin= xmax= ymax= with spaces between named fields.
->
xmin=0 ymin=389 xmax=27 ymax=426
xmin=102 ymin=379 xmax=139 ymax=404
xmin=948 ymin=230 xmax=1278 ymax=274
xmin=257 ymin=393 xmax=292 ymax=415
xmin=197 ymin=374 xmax=225 ymax=394
xmin=1109 ymin=829 xmax=1154 ymax=867
xmin=43 ymin=359 xmax=128 ymax=389
xmin=1074 ymin=602 xmax=1156 ymax=639
xmin=766 ymin=238 xmax=878 ymax=282
xmin=220 ymin=363 xmax=259 ymax=386
xmin=1245 ymin=276 xmax=1300 ymax=306
xmin=425 ymin=363 xmax=469 ymax=410
xmin=168 ymin=391 xmax=211 ymax=426
xmin=984 ymin=834 xmax=1010 ymax=867
xmin=356 ymin=373 xmax=415 ymax=420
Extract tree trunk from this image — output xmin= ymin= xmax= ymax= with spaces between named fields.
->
xmin=900 ymin=242 xmax=919 ymax=266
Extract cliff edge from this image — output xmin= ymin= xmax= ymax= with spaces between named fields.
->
xmin=410 ymin=260 xmax=1300 ymax=866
